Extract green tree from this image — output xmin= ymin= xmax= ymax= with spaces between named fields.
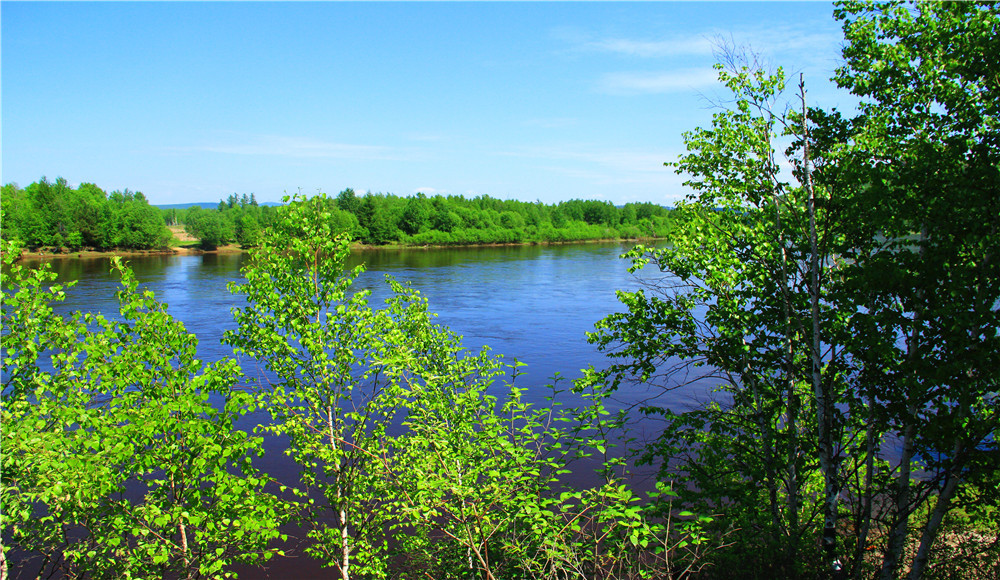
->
xmin=831 ymin=2 xmax=1000 ymax=578
xmin=184 ymin=206 xmax=235 ymax=249
xmin=336 ymin=187 xmax=361 ymax=215
xmin=432 ymin=207 xmax=461 ymax=233
xmin=359 ymin=194 xmax=399 ymax=245
xmin=235 ymin=212 xmax=262 ymax=247
xmin=499 ymin=210 xmax=525 ymax=230
xmin=73 ymin=182 xmax=111 ymax=247
xmin=225 ymin=193 xmax=408 ymax=579
xmin=223 ymin=192 xmax=715 ymax=579
xmin=0 ymin=183 xmax=30 ymax=245
xmin=592 ymin=7 xmax=1000 ymax=575
xmin=105 ymin=189 xmax=170 ymax=249
xmin=399 ymin=194 xmax=430 ymax=236
xmin=1 ymin=241 xmax=290 ymax=579
xmin=591 ymin=58 xmax=850 ymax=577
xmin=582 ymin=200 xmax=618 ymax=226
xmin=620 ymin=204 xmax=638 ymax=226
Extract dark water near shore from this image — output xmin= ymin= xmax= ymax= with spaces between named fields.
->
xmin=27 ymin=242 xmax=711 ymax=578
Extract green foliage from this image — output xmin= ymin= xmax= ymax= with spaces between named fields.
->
xmin=591 ymin=5 xmax=1000 ymax=578
xmin=1 ymin=240 xmax=291 ymax=578
xmin=221 ymin=193 xmax=718 ymax=579
xmin=184 ymin=206 xmax=236 ymax=250
xmin=326 ymin=190 xmax=673 ymax=246
xmin=106 ymin=189 xmax=172 ymax=249
xmin=0 ymin=178 xmax=169 ymax=250
xmin=225 ymin=192 xmax=406 ymax=578
xmin=1 ymin=191 xmax=713 ymax=578
xmin=591 ymin=59 xmax=845 ymax=577
xmin=399 ymin=193 xmax=431 ymax=235
xmin=829 ymin=3 xmax=1000 ymax=578
xmin=1 ymin=177 xmax=675 ymax=251
xmin=176 ymin=197 xmax=278 ymax=249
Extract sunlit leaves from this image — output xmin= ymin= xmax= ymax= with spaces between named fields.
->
xmin=1 ymin=240 xmax=289 ymax=579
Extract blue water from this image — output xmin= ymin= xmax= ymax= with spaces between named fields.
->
xmin=39 ymin=243 xmax=701 ymax=411
xmin=21 ymin=242 xmax=709 ymax=578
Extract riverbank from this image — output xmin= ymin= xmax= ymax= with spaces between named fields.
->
xmin=15 ymin=236 xmax=664 ymax=261
xmin=15 ymin=245 xmax=245 ymax=260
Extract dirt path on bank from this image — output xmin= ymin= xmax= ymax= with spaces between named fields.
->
xmin=15 ymin=226 xmax=244 ymax=260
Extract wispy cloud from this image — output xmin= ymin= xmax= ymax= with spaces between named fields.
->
xmin=521 ymin=117 xmax=579 ymax=129
xmin=501 ymin=144 xmax=683 ymax=184
xmin=494 ymin=143 xmax=691 ymax=202
xmin=587 ymin=28 xmax=839 ymax=63
xmin=597 ymin=68 xmax=719 ymax=95
xmin=587 ymin=36 xmax=715 ymax=58
xmin=415 ymin=186 xmax=448 ymax=195
xmin=741 ymin=25 xmax=842 ymax=59
xmin=553 ymin=26 xmax=715 ymax=59
xmin=190 ymin=134 xmax=401 ymax=161
xmin=560 ymin=18 xmax=842 ymax=71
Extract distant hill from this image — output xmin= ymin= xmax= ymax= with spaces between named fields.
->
xmin=155 ymin=201 xmax=283 ymax=210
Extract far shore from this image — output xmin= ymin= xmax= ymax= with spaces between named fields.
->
xmin=16 ymin=245 xmax=244 ymax=261
xmin=14 ymin=236 xmax=662 ymax=261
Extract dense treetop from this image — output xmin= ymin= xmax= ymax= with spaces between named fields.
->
xmin=1 ymin=178 xmax=170 ymax=251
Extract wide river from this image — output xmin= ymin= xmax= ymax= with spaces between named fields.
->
xmin=29 ymin=242 xmax=710 ymax=577
xmin=40 ymin=242 xmax=703 ymax=413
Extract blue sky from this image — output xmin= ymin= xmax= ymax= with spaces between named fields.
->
xmin=2 ymin=1 xmax=854 ymax=206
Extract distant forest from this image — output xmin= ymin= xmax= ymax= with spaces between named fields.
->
xmin=2 ymin=178 xmax=171 ymax=250
xmin=2 ymin=178 xmax=674 ymax=251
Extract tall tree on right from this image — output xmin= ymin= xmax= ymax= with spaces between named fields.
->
xmin=591 ymin=2 xmax=998 ymax=578
xmin=832 ymin=2 xmax=999 ymax=578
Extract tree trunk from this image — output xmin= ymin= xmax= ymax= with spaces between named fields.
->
xmin=801 ymin=74 xmax=843 ymax=575
xmin=880 ymin=226 xmax=928 ymax=580
xmin=849 ymin=378 xmax=879 ymax=580
xmin=328 ymin=404 xmax=351 ymax=580
xmin=908 ymin=469 xmax=960 ymax=579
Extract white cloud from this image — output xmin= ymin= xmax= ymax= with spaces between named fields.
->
xmin=597 ymin=68 xmax=719 ymax=95
xmin=592 ymin=27 xmax=840 ymax=63
xmin=194 ymin=134 xmax=400 ymax=161
xmin=415 ymin=186 xmax=447 ymax=195
xmin=588 ymin=36 xmax=715 ymax=58
xmin=741 ymin=25 xmax=842 ymax=60
xmin=521 ymin=117 xmax=579 ymax=129
xmin=561 ymin=16 xmax=843 ymax=76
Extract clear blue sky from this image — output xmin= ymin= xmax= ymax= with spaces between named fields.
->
xmin=2 ymin=1 xmax=853 ymax=206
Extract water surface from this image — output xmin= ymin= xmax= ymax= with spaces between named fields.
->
xmin=41 ymin=243 xmax=688 ymax=408
xmin=27 ymin=242 xmax=708 ymax=577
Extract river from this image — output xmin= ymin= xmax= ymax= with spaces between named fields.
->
xmin=40 ymin=242 xmax=702 ymax=412
xmin=24 ymin=242 xmax=707 ymax=578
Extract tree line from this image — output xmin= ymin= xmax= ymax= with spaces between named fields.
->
xmin=2 ymin=2 xmax=997 ymax=579
xmin=1 ymin=194 xmax=709 ymax=580
xmin=1 ymin=178 xmax=170 ymax=250
xmin=175 ymin=190 xmax=674 ymax=249
xmin=2 ymin=179 xmax=674 ymax=252
xmin=173 ymin=194 xmax=280 ymax=250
